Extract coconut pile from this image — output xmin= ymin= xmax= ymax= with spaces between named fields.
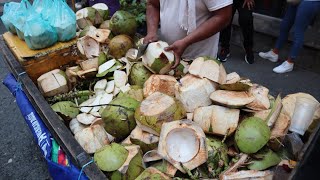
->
xmin=36 ymin=4 xmax=320 ymax=180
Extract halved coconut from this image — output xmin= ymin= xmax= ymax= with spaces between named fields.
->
xmin=76 ymin=7 xmax=96 ymax=29
xmin=105 ymin=80 xmax=115 ymax=93
xmin=114 ymin=70 xmax=128 ymax=88
xmin=210 ymin=90 xmax=255 ymax=108
xmin=92 ymin=3 xmax=109 ymax=21
xmin=246 ymin=85 xmax=271 ymax=111
xmin=77 ymin=36 xmax=100 ymax=58
xmin=69 ymin=118 xmax=87 ymax=135
xmin=158 ymin=120 xmax=208 ymax=173
xmin=97 ymin=59 xmax=116 ymax=76
xmin=37 ymin=69 xmax=69 ymax=97
xmin=135 ymin=92 xmax=186 ymax=135
xmin=130 ymin=126 xmax=159 ymax=153
xmin=188 ymin=57 xmax=227 ymax=84
xmin=94 ymin=79 xmax=108 ymax=94
xmin=175 ymin=74 xmax=218 ymax=112
xmin=75 ymin=124 xmax=110 ymax=154
xmin=135 ymin=167 xmax=170 ymax=180
xmin=76 ymin=113 xmax=96 ymax=125
xmin=193 ymin=105 xmax=240 ymax=136
xmin=126 ymin=48 xmax=139 ymax=61
xmin=142 ymin=41 xmax=174 ymax=75
xmin=143 ymin=75 xmax=177 ymax=97
xmin=225 ymin=72 xmax=241 ymax=84
xmin=128 ymin=62 xmax=153 ymax=87
xmin=221 ymin=170 xmax=273 ymax=180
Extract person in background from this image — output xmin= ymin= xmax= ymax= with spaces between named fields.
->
xmin=144 ymin=0 xmax=232 ymax=68
xmin=259 ymin=0 xmax=320 ymax=73
xmin=217 ymin=0 xmax=255 ymax=64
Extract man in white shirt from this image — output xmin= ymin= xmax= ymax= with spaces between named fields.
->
xmin=144 ymin=0 xmax=233 ymax=68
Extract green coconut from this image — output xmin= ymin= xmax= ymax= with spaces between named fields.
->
xmin=135 ymin=92 xmax=186 ymax=135
xmin=109 ymin=35 xmax=134 ymax=59
xmin=92 ymin=3 xmax=109 ymax=21
xmin=130 ymin=126 xmax=159 ymax=153
xmin=102 ymin=97 xmax=140 ymax=141
xmin=110 ymin=145 xmax=145 ymax=180
xmin=79 ymin=25 xmax=97 ymax=38
xmin=76 ymin=7 xmax=98 ymax=29
xmin=51 ymin=101 xmax=79 ymax=120
xmin=248 ymin=148 xmax=281 ymax=171
xmin=206 ymin=137 xmax=229 ymax=178
xmin=109 ymin=10 xmax=137 ymax=36
xmin=129 ymin=63 xmax=153 ymax=87
xmin=94 ymin=143 xmax=128 ymax=172
xmin=135 ymin=167 xmax=170 ymax=180
xmin=235 ymin=117 xmax=271 ymax=154
xmin=117 ymin=85 xmax=144 ymax=102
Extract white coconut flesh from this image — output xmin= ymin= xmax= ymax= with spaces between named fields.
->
xmin=113 ymin=87 xmax=121 ymax=96
xmin=246 ymin=85 xmax=270 ymax=110
xmin=105 ymin=80 xmax=115 ymax=93
xmin=222 ymin=170 xmax=273 ymax=180
xmin=79 ymin=98 xmax=95 ymax=113
xmin=90 ymin=94 xmax=104 ymax=112
xmin=131 ymin=126 xmax=159 ymax=144
xmin=77 ymin=113 xmax=96 ymax=125
xmin=98 ymin=59 xmax=116 ymax=74
xmin=140 ymin=92 xmax=175 ymax=117
xmin=165 ymin=128 xmax=200 ymax=163
xmin=120 ymin=84 xmax=131 ymax=93
xmin=114 ymin=70 xmax=128 ymax=88
xmin=210 ymin=90 xmax=255 ymax=107
xmin=90 ymin=111 xmax=101 ymax=118
xmin=225 ymin=72 xmax=241 ymax=84
xmin=125 ymin=48 xmax=138 ymax=60
xmin=143 ymin=75 xmax=178 ymax=97
xmin=70 ymin=118 xmax=87 ymax=134
xmin=100 ymin=93 xmax=113 ymax=106
xmin=94 ymin=79 xmax=108 ymax=93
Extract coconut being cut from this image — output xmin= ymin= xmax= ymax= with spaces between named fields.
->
xmin=130 ymin=126 xmax=159 ymax=153
xmin=143 ymin=75 xmax=177 ymax=97
xmin=158 ymin=120 xmax=208 ymax=173
xmin=135 ymin=92 xmax=186 ymax=135
xmin=193 ymin=105 xmax=240 ymax=136
xmin=189 ymin=56 xmax=227 ymax=84
xmin=175 ymin=74 xmax=218 ymax=112
xmin=37 ymin=69 xmax=69 ymax=97
xmin=142 ymin=41 xmax=174 ymax=75
xmin=246 ymin=85 xmax=271 ymax=111
xmin=210 ymin=90 xmax=255 ymax=108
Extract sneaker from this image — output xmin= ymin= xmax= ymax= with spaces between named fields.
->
xmin=244 ymin=48 xmax=255 ymax=64
xmin=273 ymin=61 xmax=294 ymax=73
xmin=259 ymin=50 xmax=279 ymax=62
xmin=218 ymin=48 xmax=230 ymax=62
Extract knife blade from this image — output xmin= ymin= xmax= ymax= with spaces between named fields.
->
xmin=136 ymin=43 xmax=150 ymax=59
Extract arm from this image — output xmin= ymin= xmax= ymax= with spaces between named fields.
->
xmin=166 ymin=5 xmax=232 ymax=68
xmin=143 ymin=0 xmax=160 ymax=43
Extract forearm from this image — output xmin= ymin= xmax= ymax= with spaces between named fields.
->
xmin=146 ymin=0 xmax=160 ymax=35
xmin=183 ymin=5 xmax=232 ymax=47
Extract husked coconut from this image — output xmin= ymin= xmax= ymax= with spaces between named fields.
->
xmin=246 ymin=85 xmax=271 ymax=111
xmin=77 ymin=36 xmax=100 ymax=58
xmin=105 ymin=80 xmax=115 ymax=93
xmin=94 ymin=79 xmax=108 ymax=94
xmin=69 ymin=118 xmax=87 ymax=134
xmin=75 ymin=124 xmax=110 ymax=154
xmin=76 ymin=113 xmax=96 ymax=125
xmin=143 ymin=75 xmax=178 ymax=97
xmin=210 ymin=90 xmax=255 ymax=108
xmin=126 ymin=48 xmax=139 ymax=61
xmin=114 ymin=70 xmax=128 ymax=88
xmin=135 ymin=167 xmax=170 ymax=180
xmin=193 ymin=105 xmax=240 ymax=136
xmin=225 ymin=72 xmax=241 ymax=84
xmin=135 ymin=92 xmax=186 ymax=135
xmin=142 ymin=41 xmax=174 ymax=74
xmin=221 ymin=170 xmax=273 ymax=180
xmin=37 ymin=69 xmax=69 ymax=97
xmin=130 ymin=126 xmax=159 ymax=153
xmin=189 ymin=57 xmax=227 ymax=84
xmin=158 ymin=120 xmax=208 ymax=173
xmin=175 ymin=74 xmax=218 ymax=112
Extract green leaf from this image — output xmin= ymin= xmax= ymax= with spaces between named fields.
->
xmin=51 ymin=101 xmax=79 ymax=119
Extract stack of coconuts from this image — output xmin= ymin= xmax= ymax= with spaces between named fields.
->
xmin=36 ymin=3 xmax=320 ymax=180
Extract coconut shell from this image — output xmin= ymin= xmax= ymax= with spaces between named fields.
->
xmin=175 ymin=74 xmax=218 ymax=112
xmin=158 ymin=120 xmax=208 ymax=173
xmin=135 ymin=92 xmax=186 ymax=135
xmin=130 ymin=126 xmax=159 ymax=153
xmin=246 ymin=85 xmax=271 ymax=111
xmin=128 ymin=63 xmax=153 ymax=87
xmin=193 ymin=105 xmax=240 ymax=136
xmin=210 ymin=90 xmax=255 ymax=108
xmin=37 ymin=69 xmax=69 ymax=97
xmin=221 ymin=170 xmax=273 ymax=180
xmin=247 ymin=149 xmax=281 ymax=171
xmin=225 ymin=72 xmax=241 ymax=84
xmin=118 ymin=86 xmax=144 ymax=102
xmin=109 ymin=35 xmax=134 ymax=59
xmin=143 ymin=75 xmax=177 ymax=97
xmin=135 ymin=167 xmax=170 ymax=180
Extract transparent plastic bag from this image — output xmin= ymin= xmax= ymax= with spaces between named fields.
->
xmin=0 ymin=2 xmax=20 ymax=34
xmin=49 ymin=0 xmax=76 ymax=41
xmin=11 ymin=0 xmax=33 ymax=40
xmin=24 ymin=14 xmax=58 ymax=50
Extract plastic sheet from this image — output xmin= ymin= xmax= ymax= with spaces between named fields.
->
xmin=0 ymin=2 xmax=20 ymax=34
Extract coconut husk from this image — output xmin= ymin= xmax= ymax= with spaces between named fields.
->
xmin=77 ymin=36 xmax=100 ymax=58
xmin=66 ymin=66 xmax=80 ymax=89
xmin=80 ymin=58 xmax=99 ymax=71
xmin=246 ymin=85 xmax=271 ymax=111
xmin=128 ymin=62 xmax=153 ymax=87
xmin=97 ymin=59 xmax=116 ymax=77
xmin=175 ymin=74 xmax=218 ymax=112
xmin=135 ymin=167 xmax=170 ymax=180
xmin=69 ymin=118 xmax=87 ymax=134
xmin=126 ymin=48 xmax=138 ymax=61
xmin=210 ymin=90 xmax=255 ymax=108
xmin=143 ymin=75 xmax=177 ymax=97
xmin=225 ymin=72 xmax=241 ymax=84
xmin=130 ymin=126 xmax=159 ymax=153
xmin=77 ymin=68 xmax=98 ymax=79
xmin=221 ymin=170 xmax=273 ymax=180
xmin=37 ymin=69 xmax=69 ymax=97
xmin=76 ymin=113 xmax=96 ymax=125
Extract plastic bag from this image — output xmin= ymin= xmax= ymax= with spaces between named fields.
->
xmin=0 ymin=2 xmax=20 ymax=34
xmin=11 ymin=0 xmax=33 ymax=40
xmin=34 ymin=0 xmax=54 ymax=21
xmin=24 ymin=14 xmax=58 ymax=50
xmin=49 ymin=0 xmax=76 ymax=41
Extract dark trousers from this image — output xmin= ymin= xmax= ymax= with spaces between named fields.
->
xmin=220 ymin=0 xmax=254 ymax=49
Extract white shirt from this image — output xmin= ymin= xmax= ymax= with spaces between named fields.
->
xmin=159 ymin=0 xmax=233 ymax=59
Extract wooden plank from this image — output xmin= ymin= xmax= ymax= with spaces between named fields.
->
xmin=0 ymin=36 xmax=106 ymax=180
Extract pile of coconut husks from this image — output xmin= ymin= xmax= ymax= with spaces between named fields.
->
xmin=36 ymin=5 xmax=320 ymax=180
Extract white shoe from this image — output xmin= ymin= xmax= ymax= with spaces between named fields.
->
xmin=273 ymin=61 xmax=294 ymax=73
xmin=259 ymin=50 xmax=279 ymax=62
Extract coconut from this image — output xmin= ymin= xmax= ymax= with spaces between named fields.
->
xmin=126 ymin=48 xmax=139 ymax=61
xmin=270 ymin=112 xmax=291 ymax=139
xmin=168 ymin=61 xmax=189 ymax=78
xmin=130 ymin=126 xmax=159 ymax=153
xmin=51 ymin=101 xmax=79 ymax=120
xmin=142 ymin=41 xmax=175 ymax=75
xmin=135 ymin=167 xmax=170 ymax=180
xmin=143 ymin=75 xmax=177 ymax=97
xmin=110 ymin=145 xmax=145 ymax=180
xmin=94 ymin=79 xmax=108 ymax=94
xmin=113 ymin=87 xmax=121 ymax=96
xmin=206 ymin=137 xmax=229 ymax=178
xmin=109 ymin=10 xmax=137 ymax=36
xmin=92 ymin=3 xmax=109 ymax=21
xmin=246 ymin=85 xmax=271 ymax=111
xmin=235 ymin=117 xmax=271 ymax=154
xmin=187 ymin=113 xmax=194 ymax=120
xmin=114 ymin=70 xmax=128 ymax=88
xmin=265 ymin=94 xmax=282 ymax=127
xmin=109 ymin=35 xmax=134 ymax=59
xmin=135 ymin=92 xmax=186 ymax=135
xmin=94 ymin=143 xmax=128 ymax=171
xmin=150 ymin=160 xmax=178 ymax=178
xmin=175 ymin=74 xmax=218 ymax=112
xmin=102 ymin=97 xmax=140 ymax=141
xmin=37 ymin=69 xmax=69 ymax=97
xmin=158 ymin=120 xmax=208 ymax=173
xmin=118 ymin=85 xmax=144 ymax=102
xmin=219 ymin=79 xmax=253 ymax=91
xmin=76 ymin=113 xmax=96 ymax=125
xmin=75 ymin=124 xmax=110 ymax=154
xmin=69 ymin=118 xmax=87 ymax=134
xmin=76 ymin=7 xmax=101 ymax=29
xmin=221 ymin=170 xmax=273 ymax=180
xmin=193 ymin=105 xmax=240 ymax=136
xmin=77 ymin=36 xmax=100 ymax=58
xmin=225 ymin=72 xmax=241 ymax=84
xmin=188 ymin=57 xmax=227 ymax=84
xmin=105 ymin=80 xmax=115 ymax=93
xmin=120 ymin=84 xmax=131 ymax=93
xmin=248 ymin=148 xmax=281 ymax=171
xmin=80 ymin=58 xmax=99 ymax=71
xmin=210 ymin=90 xmax=255 ymax=108
xmin=128 ymin=62 xmax=153 ymax=87
xmin=97 ymin=59 xmax=117 ymax=77
xmin=79 ymin=25 xmax=97 ymax=37
xmin=90 ymin=29 xmax=111 ymax=43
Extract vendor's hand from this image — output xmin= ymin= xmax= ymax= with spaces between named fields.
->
xmin=143 ymin=33 xmax=158 ymax=44
xmin=242 ymin=0 xmax=255 ymax=10
xmin=165 ymin=39 xmax=188 ymax=69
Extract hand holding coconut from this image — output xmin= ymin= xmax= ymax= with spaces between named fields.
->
xmin=164 ymin=39 xmax=188 ymax=69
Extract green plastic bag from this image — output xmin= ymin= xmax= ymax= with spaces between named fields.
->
xmin=0 ymin=2 xmax=20 ymax=34
xmin=49 ymin=0 xmax=76 ymax=41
